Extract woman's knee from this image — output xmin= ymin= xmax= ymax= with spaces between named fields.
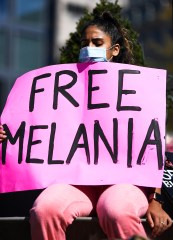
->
xmin=97 ymin=201 xmax=133 ymax=224
xmin=96 ymin=184 xmax=148 ymax=223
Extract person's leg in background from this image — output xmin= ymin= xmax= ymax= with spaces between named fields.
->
xmin=30 ymin=184 xmax=98 ymax=240
xmin=96 ymin=184 xmax=149 ymax=240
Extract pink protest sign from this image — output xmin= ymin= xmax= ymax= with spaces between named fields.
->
xmin=0 ymin=62 xmax=166 ymax=193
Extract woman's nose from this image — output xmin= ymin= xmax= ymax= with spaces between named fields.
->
xmin=88 ymin=41 xmax=95 ymax=47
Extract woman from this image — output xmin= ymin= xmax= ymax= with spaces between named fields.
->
xmin=0 ymin=12 xmax=172 ymax=240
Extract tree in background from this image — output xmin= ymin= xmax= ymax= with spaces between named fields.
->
xmin=59 ymin=0 xmax=144 ymax=66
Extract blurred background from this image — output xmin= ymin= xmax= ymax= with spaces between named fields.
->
xmin=0 ymin=0 xmax=173 ymax=142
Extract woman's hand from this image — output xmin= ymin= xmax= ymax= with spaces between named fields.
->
xmin=146 ymin=199 xmax=172 ymax=238
xmin=0 ymin=125 xmax=7 ymax=142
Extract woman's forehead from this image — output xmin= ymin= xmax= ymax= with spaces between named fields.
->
xmin=82 ymin=25 xmax=110 ymax=39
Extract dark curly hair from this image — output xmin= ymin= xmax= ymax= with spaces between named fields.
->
xmin=81 ymin=11 xmax=134 ymax=64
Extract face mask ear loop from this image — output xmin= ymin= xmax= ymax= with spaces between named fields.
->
xmin=106 ymin=44 xmax=116 ymax=51
xmin=106 ymin=45 xmax=116 ymax=62
xmin=107 ymin=56 xmax=113 ymax=62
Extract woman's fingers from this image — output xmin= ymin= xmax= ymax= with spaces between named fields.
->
xmin=0 ymin=125 xmax=7 ymax=142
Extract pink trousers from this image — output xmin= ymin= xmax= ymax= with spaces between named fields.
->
xmin=30 ymin=183 xmax=148 ymax=240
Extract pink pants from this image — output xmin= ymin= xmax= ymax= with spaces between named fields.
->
xmin=30 ymin=183 xmax=148 ymax=240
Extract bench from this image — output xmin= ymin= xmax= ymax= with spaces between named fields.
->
xmin=0 ymin=216 xmax=173 ymax=240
